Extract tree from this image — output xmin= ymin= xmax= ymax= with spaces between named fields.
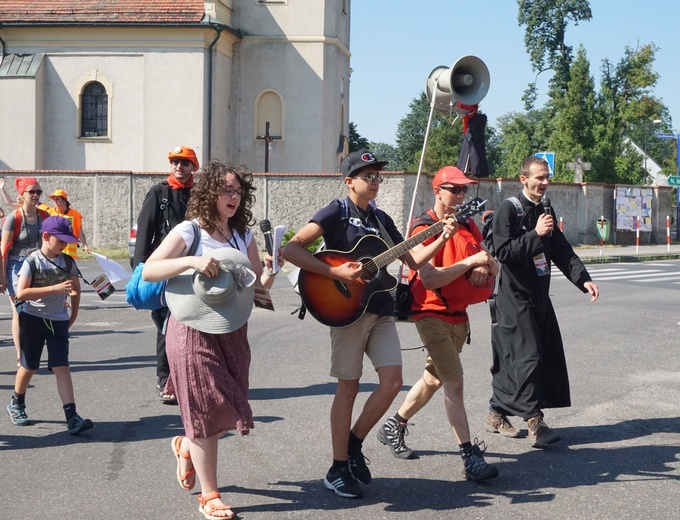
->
xmin=394 ymin=92 xmax=432 ymax=171
xmin=547 ymin=46 xmax=596 ymax=181
xmin=368 ymin=142 xmax=399 ymax=169
xmin=348 ymin=121 xmax=369 ymax=152
xmin=517 ymin=0 xmax=592 ymax=109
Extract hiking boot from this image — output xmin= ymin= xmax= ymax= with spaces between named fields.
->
xmin=461 ymin=439 xmax=499 ymax=481
xmin=377 ymin=416 xmax=415 ymax=459
xmin=485 ymin=410 xmax=521 ymax=438
xmin=323 ymin=465 xmax=364 ymax=499
xmin=67 ymin=414 xmax=94 ymax=435
xmin=7 ymin=402 xmax=31 ymax=426
xmin=348 ymin=448 xmax=371 ymax=485
xmin=527 ymin=415 xmax=561 ymax=448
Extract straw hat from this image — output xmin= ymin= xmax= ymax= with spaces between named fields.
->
xmin=165 ymin=248 xmax=256 ymax=334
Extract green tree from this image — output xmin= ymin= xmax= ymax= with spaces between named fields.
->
xmin=348 ymin=121 xmax=369 ymax=152
xmin=495 ymin=109 xmax=551 ymax=177
xmin=517 ymin=0 xmax=592 ymax=109
xmin=548 ymin=46 xmax=596 ymax=181
xmin=368 ymin=142 xmax=399 ymax=169
xmin=394 ymin=92 xmax=432 ymax=171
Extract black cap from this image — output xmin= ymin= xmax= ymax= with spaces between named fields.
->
xmin=341 ymin=149 xmax=388 ymax=178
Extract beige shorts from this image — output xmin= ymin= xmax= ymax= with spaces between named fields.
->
xmin=415 ymin=318 xmax=469 ymax=382
xmin=329 ymin=313 xmax=402 ymax=380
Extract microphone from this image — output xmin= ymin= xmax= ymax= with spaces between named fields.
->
xmin=259 ymin=219 xmax=274 ymax=256
xmin=542 ymin=198 xmax=553 ymax=237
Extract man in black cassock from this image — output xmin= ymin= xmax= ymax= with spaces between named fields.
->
xmin=485 ymin=156 xmax=599 ymax=448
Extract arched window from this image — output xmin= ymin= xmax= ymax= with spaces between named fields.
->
xmin=255 ymin=90 xmax=283 ymax=140
xmin=81 ymin=81 xmax=108 ymax=137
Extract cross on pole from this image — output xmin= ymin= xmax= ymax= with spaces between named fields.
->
xmin=566 ymin=154 xmax=591 ymax=183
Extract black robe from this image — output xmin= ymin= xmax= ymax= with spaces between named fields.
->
xmin=489 ymin=193 xmax=592 ymax=418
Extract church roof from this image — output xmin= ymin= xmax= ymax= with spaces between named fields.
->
xmin=0 ymin=0 xmax=207 ymax=24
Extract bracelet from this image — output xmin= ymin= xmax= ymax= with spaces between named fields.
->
xmin=264 ymin=269 xmax=277 ymax=277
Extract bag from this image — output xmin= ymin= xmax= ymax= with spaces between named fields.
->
xmin=393 ymin=281 xmax=413 ymax=320
xmin=125 ymin=221 xmax=200 ymax=310
xmin=481 ymin=196 xmax=525 ymax=258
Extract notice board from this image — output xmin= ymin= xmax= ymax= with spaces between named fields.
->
xmin=615 ymin=185 xmax=653 ymax=232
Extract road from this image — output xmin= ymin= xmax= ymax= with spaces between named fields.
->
xmin=0 ymin=260 xmax=678 ymax=519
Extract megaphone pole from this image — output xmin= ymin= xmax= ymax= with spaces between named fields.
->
xmin=397 ymin=99 xmax=438 ymax=283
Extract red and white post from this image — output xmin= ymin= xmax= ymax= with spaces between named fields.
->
xmin=635 ymin=216 xmax=640 ymax=254
xmin=667 ymin=215 xmax=671 ymax=253
xmin=559 ymin=216 xmax=564 ymax=232
xmin=599 ymin=215 xmax=604 ymax=257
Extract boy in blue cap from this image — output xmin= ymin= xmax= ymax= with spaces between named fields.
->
xmin=6 ymin=216 xmax=93 ymax=435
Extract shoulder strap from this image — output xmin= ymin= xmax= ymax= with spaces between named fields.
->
xmin=187 ymin=221 xmax=201 ymax=256
xmin=160 ymin=182 xmax=171 ymax=234
xmin=507 ymin=196 xmax=525 ymax=217
xmin=409 ymin=209 xmax=438 ymax=236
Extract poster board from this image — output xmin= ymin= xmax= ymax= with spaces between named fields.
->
xmin=615 ymin=185 xmax=653 ymax=231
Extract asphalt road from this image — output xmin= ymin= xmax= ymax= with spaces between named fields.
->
xmin=0 ymin=260 xmax=678 ymax=519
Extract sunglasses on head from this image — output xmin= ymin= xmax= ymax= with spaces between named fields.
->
xmin=439 ymin=185 xmax=469 ymax=195
xmin=171 ymin=158 xmax=193 ymax=167
xmin=26 ymin=190 xmax=43 ymax=196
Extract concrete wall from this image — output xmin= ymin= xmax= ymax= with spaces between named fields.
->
xmin=0 ymin=170 xmax=673 ymax=250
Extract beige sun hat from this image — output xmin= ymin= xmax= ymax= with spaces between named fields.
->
xmin=165 ymin=247 xmax=256 ymax=334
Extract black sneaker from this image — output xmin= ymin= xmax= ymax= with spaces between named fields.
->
xmin=7 ymin=402 xmax=31 ymax=426
xmin=323 ymin=465 xmax=364 ymax=498
xmin=67 ymin=414 xmax=94 ymax=435
xmin=461 ymin=439 xmax=499 ymax=481
xmin=348 ymin=448 xmax=372 ymax=485
xmin=377 ymin=417 xmax=415 ymax=459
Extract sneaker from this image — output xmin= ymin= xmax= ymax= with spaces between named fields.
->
xmin=527 ymin=415 xmax=561 ymax=448
xmin=7 ymin=402 xmax=31 ymax=426
xmin=348 ymin=448 xmax=371 ymax=485
xmin=377 ymin=417 xmax=415 ymax=459
xmin=485 ymin=410 xmax=521 ymax=438
xmin=461 ymin=439 xmax=499 ymax=481
xmin=323 ymin=465 xmax=364 ymax=499
xmin=67 ymin=414 xmax=94 ymax=435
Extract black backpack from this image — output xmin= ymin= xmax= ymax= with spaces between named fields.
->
xmin=481 ymin=196 xmax=525 ymax=258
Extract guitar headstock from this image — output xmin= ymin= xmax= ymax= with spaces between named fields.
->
xmin=453 ymin=197 xmax=487 ymax=222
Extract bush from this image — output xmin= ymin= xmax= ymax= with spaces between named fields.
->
xmin=282 ymin=229 xmax=323 ymax=253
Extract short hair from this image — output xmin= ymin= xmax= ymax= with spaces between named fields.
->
xmin=520 ymin=156 xmax=549 ymax=177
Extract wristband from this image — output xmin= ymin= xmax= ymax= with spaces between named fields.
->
xmin=264 ymin=269 xmax=277 ymax=277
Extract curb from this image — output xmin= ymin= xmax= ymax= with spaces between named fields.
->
xmin=579 ymin=253 xmax=680 ymax=264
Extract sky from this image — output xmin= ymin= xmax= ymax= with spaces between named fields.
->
xmin=349 ymin=0 xmax=680 ymax=146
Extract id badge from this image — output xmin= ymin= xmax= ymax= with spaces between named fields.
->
xmin=533 ymin=253 xmax=550 ymax=277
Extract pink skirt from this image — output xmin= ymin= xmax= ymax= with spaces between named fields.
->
xmin=166 ymin=315 xmax=254 ymax=439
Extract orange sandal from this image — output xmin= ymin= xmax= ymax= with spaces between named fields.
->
xmin=198 ymin=492 xmax=234 ymax=520
xmin=171 ymin=436 xmax=196 ymax=491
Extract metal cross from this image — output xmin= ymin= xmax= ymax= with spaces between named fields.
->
xmin=566 ymin=154 xmax=592 ymax=183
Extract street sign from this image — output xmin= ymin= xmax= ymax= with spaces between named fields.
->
xmin=535 ymin=152 xmax=555 ymax=177
xmin=657 ymin=133 xmax=677 ymax=139
xmin=666 ymin=176 xmax=680 ymax=186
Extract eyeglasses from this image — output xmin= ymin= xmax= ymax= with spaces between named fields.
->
xmin=171 ymin=158 xmax=193 ymax=167
xmin=353 ymin=173 xmax=384 ymax=184
xmin=440 ymin=185 xmax=468 ymax=195
xmin=26 ymin=190 xmax=43 ymax=196
xmin=222 ymin=188 xmax=243 ymax=198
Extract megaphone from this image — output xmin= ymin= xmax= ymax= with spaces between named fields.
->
xmin=425 ymin=55 xmax=490 ymax=111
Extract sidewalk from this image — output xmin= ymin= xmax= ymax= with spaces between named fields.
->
xmin=575 ymin=243 xmax=680 ymax=263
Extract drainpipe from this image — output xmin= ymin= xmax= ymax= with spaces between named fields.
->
xmin=206 ymin=27 xmax=223 ymax=159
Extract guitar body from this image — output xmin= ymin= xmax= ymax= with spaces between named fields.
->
xmin=298 ymin=235 xmax=397 ymax=328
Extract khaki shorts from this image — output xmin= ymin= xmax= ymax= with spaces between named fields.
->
xmin=329 ymin=313 xmax=402 ymax=380
xmin=415 ymin=318 xmax=469 ymax=382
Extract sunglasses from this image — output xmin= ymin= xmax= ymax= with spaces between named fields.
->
xmin=171 ymin=158 xmax=193 ymax=167
xmin=222 ymin=188 xmax=243 ymax=198
xmin=440 ymin=185 xmax=469 ymax=195
xmin=26 ymin=190 xmax=43 ymax=196
xmin=353 ymin=173 xmax=384 ymax=184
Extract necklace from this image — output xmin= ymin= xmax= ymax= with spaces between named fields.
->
xmin=214 ymin=226 xmax=238 ymax=250
xmin=349 ymin=199 xmax=371 ymax=223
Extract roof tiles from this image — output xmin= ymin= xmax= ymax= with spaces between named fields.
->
xmin=0 ymin=0 xmax=207 ymax=24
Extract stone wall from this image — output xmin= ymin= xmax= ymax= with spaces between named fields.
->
xmin=0 ymin=170 xmax=673 ymax=249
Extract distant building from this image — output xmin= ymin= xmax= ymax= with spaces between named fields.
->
xmin=0 ymin=0 xmax=351 ymax=173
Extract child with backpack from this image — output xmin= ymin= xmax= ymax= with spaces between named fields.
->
xmin=6 ymin=216 xmax=93 ymax=435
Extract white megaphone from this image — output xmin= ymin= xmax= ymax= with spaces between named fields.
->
xmin=425 ymin=55 xmax=490 ymax=111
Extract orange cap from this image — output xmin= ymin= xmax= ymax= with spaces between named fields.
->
xmin=49 ymin=189 xmax=68 ymax=200
xmin=168 ymin=146 xmax=199 ymax=170
xmin=432 ymin=166 xmax=478 ymax=187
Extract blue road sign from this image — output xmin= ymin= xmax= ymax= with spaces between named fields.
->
xmin=657 ymin=133 xmax=677 ymax=140
xmin=536 ymin=152 xmax=555 ymax=177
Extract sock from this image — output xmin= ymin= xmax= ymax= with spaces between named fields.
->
xmin=331 ymin=459 xmax=349 ymax=472
xmin=459 ymin=441 xmax=472 ymax=454
xmin=394 ymin=412 xmax=408 ymax=424
xmin=348 ymin=431 xmax=363 ymax=451
xmin=12 ymin=393 xmax=26 ymax=406
xmin=63 ymin=403 xmax=77 ymax=421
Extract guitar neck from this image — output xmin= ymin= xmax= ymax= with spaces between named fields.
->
xmin=372 ymin=219 xmax=448 ymax=270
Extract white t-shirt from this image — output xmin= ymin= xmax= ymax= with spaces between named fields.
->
xmin=18 ymin=250 xmax=77 ymax=321
xmin=170 ymin=219 xmax=252 ymax=256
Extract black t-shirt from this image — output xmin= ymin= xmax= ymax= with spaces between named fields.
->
xmin=311 ymin=197 xmax=404 ymax=316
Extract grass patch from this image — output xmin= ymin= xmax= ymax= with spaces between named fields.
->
xmin=85 ymin=247 xmax=129 ymax=260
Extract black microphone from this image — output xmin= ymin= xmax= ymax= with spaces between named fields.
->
xmin=260 ymin=219 xmax=274 ymax=256
xmin=542 ymin=198 xmax=553 ymax=237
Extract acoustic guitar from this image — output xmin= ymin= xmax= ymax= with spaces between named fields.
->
xmin=298 ymin=198 xmax=487 ymax=327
